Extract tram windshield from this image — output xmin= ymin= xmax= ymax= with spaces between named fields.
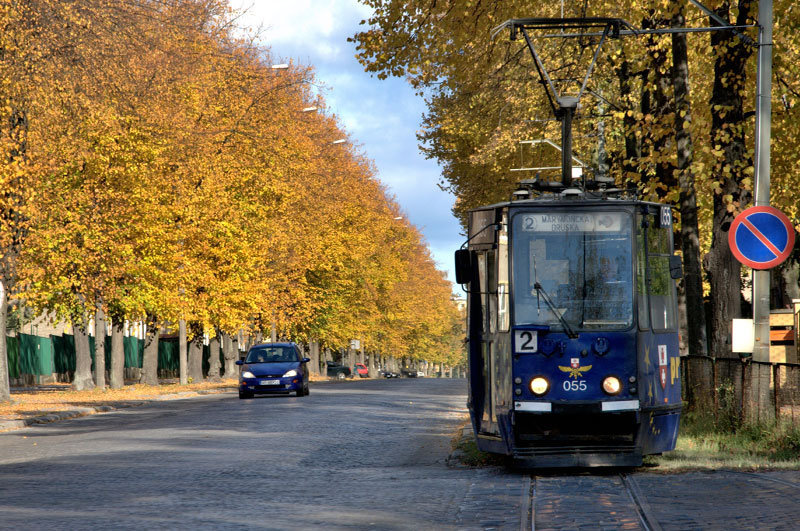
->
xmin=512 ymin=210 xmax=633 ymax=331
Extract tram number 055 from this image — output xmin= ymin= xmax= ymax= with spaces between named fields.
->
xmin=563 ymin=380 xmax=587 ymax=392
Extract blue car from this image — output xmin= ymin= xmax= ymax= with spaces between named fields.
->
xmin=236 ymin=342 xmax=311 ymax=399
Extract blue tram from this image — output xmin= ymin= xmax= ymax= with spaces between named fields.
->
xmin=455 ymin=183 xmax=683 ymax=467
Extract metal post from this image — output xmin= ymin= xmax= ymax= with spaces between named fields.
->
xmin=752 ymin=0 xmax=773 ymax=363
xmin=559 ymin=97 xmax=578 ymax=187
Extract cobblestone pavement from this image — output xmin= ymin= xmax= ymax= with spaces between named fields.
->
xmin=0 ymin=379 xmax=526 ymax=530
xmin=1 ymin=379 xmax=799 ymax=530
xmin=529 ymin=470 xmax=800 ymax=530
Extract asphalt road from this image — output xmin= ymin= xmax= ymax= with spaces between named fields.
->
xmin=0 ymin=378 xmax=526 ymax=530
xmin=2 ymin=378 xmax=800 ymax=530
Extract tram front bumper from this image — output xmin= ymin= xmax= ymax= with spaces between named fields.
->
xmin=514 ymin=400 xmax=640 ymax=413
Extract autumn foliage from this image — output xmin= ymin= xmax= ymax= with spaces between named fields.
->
xmin=0 ymin=0 xmax=462 ymax=400
xmin=351 ymin=0 xmax=800 ymax=360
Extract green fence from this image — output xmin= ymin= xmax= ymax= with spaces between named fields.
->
xmin=6 ymin=334 xmax=223 ymax=380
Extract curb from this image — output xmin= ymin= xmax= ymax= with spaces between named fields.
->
xmin=0 ymin=387 xmax=238 ymax=433
xmin=447 ymin=425 xmax=475 ymax=468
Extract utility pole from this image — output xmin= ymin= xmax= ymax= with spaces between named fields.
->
xmin=751 ymin=0 xmax=773 ymax=363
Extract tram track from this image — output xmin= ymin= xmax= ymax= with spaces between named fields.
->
xmin=523 ymin=472 xmax=661 ymax=531
xmin=620 ymin=473 xmax=661 ymax=531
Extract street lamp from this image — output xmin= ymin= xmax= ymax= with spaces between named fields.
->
xmin=271 ymin=63 xmax=289 ymax=70
xmin=330 ymin=138 xmax=347 ymax=145
xmin=302 ymin=106 xmax=318 ymax=113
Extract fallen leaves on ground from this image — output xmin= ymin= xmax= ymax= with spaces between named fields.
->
xmin=0 ymin=380 xmax=238 ymax=420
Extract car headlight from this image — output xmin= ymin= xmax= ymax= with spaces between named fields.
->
xmin=242 ymin=371 xmax=255 ymax=379
xmin=602 ymin=376 xmax=622 ymax=395
xmin=282 ymin=369 xmax=298 ymax=378
xmin=529 ymin=376 xmax=549 ymax=396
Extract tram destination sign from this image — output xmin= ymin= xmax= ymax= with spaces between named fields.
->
xmin=519 ymin=212 xmax=624 ymax=233
xmin=728 ymin=206 xmax=796 ymax=270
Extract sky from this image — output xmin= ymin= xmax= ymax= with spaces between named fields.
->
xmin=230 ymin=0 xmax=463 ymax=291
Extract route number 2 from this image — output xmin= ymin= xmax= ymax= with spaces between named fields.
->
xmin=563 ymin=380 xmax=587 ymax=392
xmin=514 ymin=330 xmax=537 ymax=354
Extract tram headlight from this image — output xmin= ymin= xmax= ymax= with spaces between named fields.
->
xmin=529 ymin=376 xmax=550 ymax=396
xmin=602 ymin=376 xmax=622 ymax=395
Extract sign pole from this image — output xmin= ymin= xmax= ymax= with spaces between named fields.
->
xmin=752 ymin=0 xmax=773 ymax=363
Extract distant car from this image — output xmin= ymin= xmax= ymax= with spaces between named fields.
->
xmin=236 ymin=342 xmax=310 ymax=399
xmin=416 ymin=370 xmax=425 ymax=378
xmin=354 ymin=363 xmax=369 ymax=378
xmin=325 ymin=361 xmax=352 ymax=379
xmin=380 ymin=369 xmax=399 ymax=379
xmin=400 ymin=368 xmax=417 ymax=378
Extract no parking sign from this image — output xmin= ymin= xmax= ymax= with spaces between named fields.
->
xmin=728 ymin=206 xmax=796 ymax=269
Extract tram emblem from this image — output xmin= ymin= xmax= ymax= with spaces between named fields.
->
xmin=559 ymin=358 xmax=592 ymax=379
xmin=658 ymin=345 xmax=668 ymax=389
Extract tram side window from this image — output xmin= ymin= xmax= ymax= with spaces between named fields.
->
xmin=477 ymin=253 xmax=488 ymax=334
xmin=487 ymin=251 xmax=498 ymax=334
xmin=497 ymin=220 xmax=510 ymax=332
xmin=636 ymin=215 xmax=650 ymax=329
xmin=647 ymin=223 xmax=678 ymax=330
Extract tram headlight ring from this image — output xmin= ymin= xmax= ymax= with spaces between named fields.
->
xmin=529 ymin=376 xmax=550 ymax=396
xmin=602 ymin=375 xmax=622 ymax=396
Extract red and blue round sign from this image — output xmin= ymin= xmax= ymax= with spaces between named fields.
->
xmin=728 ymin=206 xmax=796 ymax=269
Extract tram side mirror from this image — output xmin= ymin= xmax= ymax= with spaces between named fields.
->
xmin=454 ymin=249 xmax=474 ymax=285
xmin=669 ymin=255 xmax=683 ymax=279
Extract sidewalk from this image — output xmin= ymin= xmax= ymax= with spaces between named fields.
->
xmin=0 ymin=380 xmax=238 ymax=433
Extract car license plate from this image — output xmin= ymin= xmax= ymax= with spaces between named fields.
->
xmin=260 ymin=379 xmax=280 ymax=385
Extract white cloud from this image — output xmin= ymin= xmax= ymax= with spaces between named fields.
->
xmin=232 ymin=1 xmax=372 ymax=47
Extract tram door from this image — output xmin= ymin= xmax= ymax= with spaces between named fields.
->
xmin=468 ymin=209 xmax=501 ymax=436
xmin=636 ymin=207 xmax=681 ymax=411
xmin=475 ymin=250 xmax=498 ymax=434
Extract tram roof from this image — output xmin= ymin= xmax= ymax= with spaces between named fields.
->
xmin=468 ymin=194 xmax=673 ymax=213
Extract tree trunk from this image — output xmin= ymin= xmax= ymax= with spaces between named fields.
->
xmin=322 ymin=348 xmax=331 ymax=377
xmin=706 ymin=0 xmax=754 ymax=359
xmin=109 ymin=317 xmax=124 ymax=389
xmin=94 ymin=304 xmax=106 ymax=389
xmin=188 ymin=322 xmax=203 ymax=383
xmin=368 ymin=352 xmax=378 ymax=378
xmin=222 ymin=331 xmax=237 ymax=378
xmin=0 ymin=107 xmax=28 ymax=401
xmin=308 ymin=339 xmax=320 ymax=375
xmin=72 ymin=314 xmax=95 ymax=390
xmin=672 ymin=5 xmax=708 ymax=357
xmin=616 ymin=54 xmax=640 ymax=180
xmin=0 ymin=282 xmax=11 ymax=401
xmin=178 ymin=319 xmax=188 ymax=384
xmin=140 ymin=317 xmax=159 ymax=385
xmin=207 ymin=330 xmax=221 ymax=381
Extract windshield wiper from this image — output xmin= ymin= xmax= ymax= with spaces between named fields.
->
xmin=533 ymin=282 xmax=578 ymax=338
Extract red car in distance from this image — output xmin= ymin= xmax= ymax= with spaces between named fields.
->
xmin=354 ymin=363 xmax=369 ymax=378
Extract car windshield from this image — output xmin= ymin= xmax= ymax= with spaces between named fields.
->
xmin=245 ymin=347 xmax=297 ymax=363
xmin=512 ymin=210 xmax=634 ymax=331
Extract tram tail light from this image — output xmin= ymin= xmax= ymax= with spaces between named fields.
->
xmin=602 ymin=376 xmax=622 ymax=395
xmin=529 ymin=376 xmax=550 ymax=396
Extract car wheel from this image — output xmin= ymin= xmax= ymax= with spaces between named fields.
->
xmin=239 ymin=391 xmax=253 ymax=399
xmin=304 ymin=384 xmax=310 ymax=396
xmin=336 ymin=372 xmax=346 ymax=380
xmin=295 ymin=388 xmax=303 ymax=397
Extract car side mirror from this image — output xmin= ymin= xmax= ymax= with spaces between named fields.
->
xmin=302 ymin=357 xmax=310 ymax=363
xmin=235 ymin=360 xmax=243 ymax=366
xmin=669 ymin=255 xmax=683 ymax=279
xmin=454 ymin=249 xmax=474 ymax=285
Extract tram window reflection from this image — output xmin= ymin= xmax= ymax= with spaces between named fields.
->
xmin=512 ymin=211 xmax=634 ymax=331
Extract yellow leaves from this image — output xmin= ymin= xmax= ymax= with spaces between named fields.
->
xmin=0 ymin=0 xmax=461 ymax=361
